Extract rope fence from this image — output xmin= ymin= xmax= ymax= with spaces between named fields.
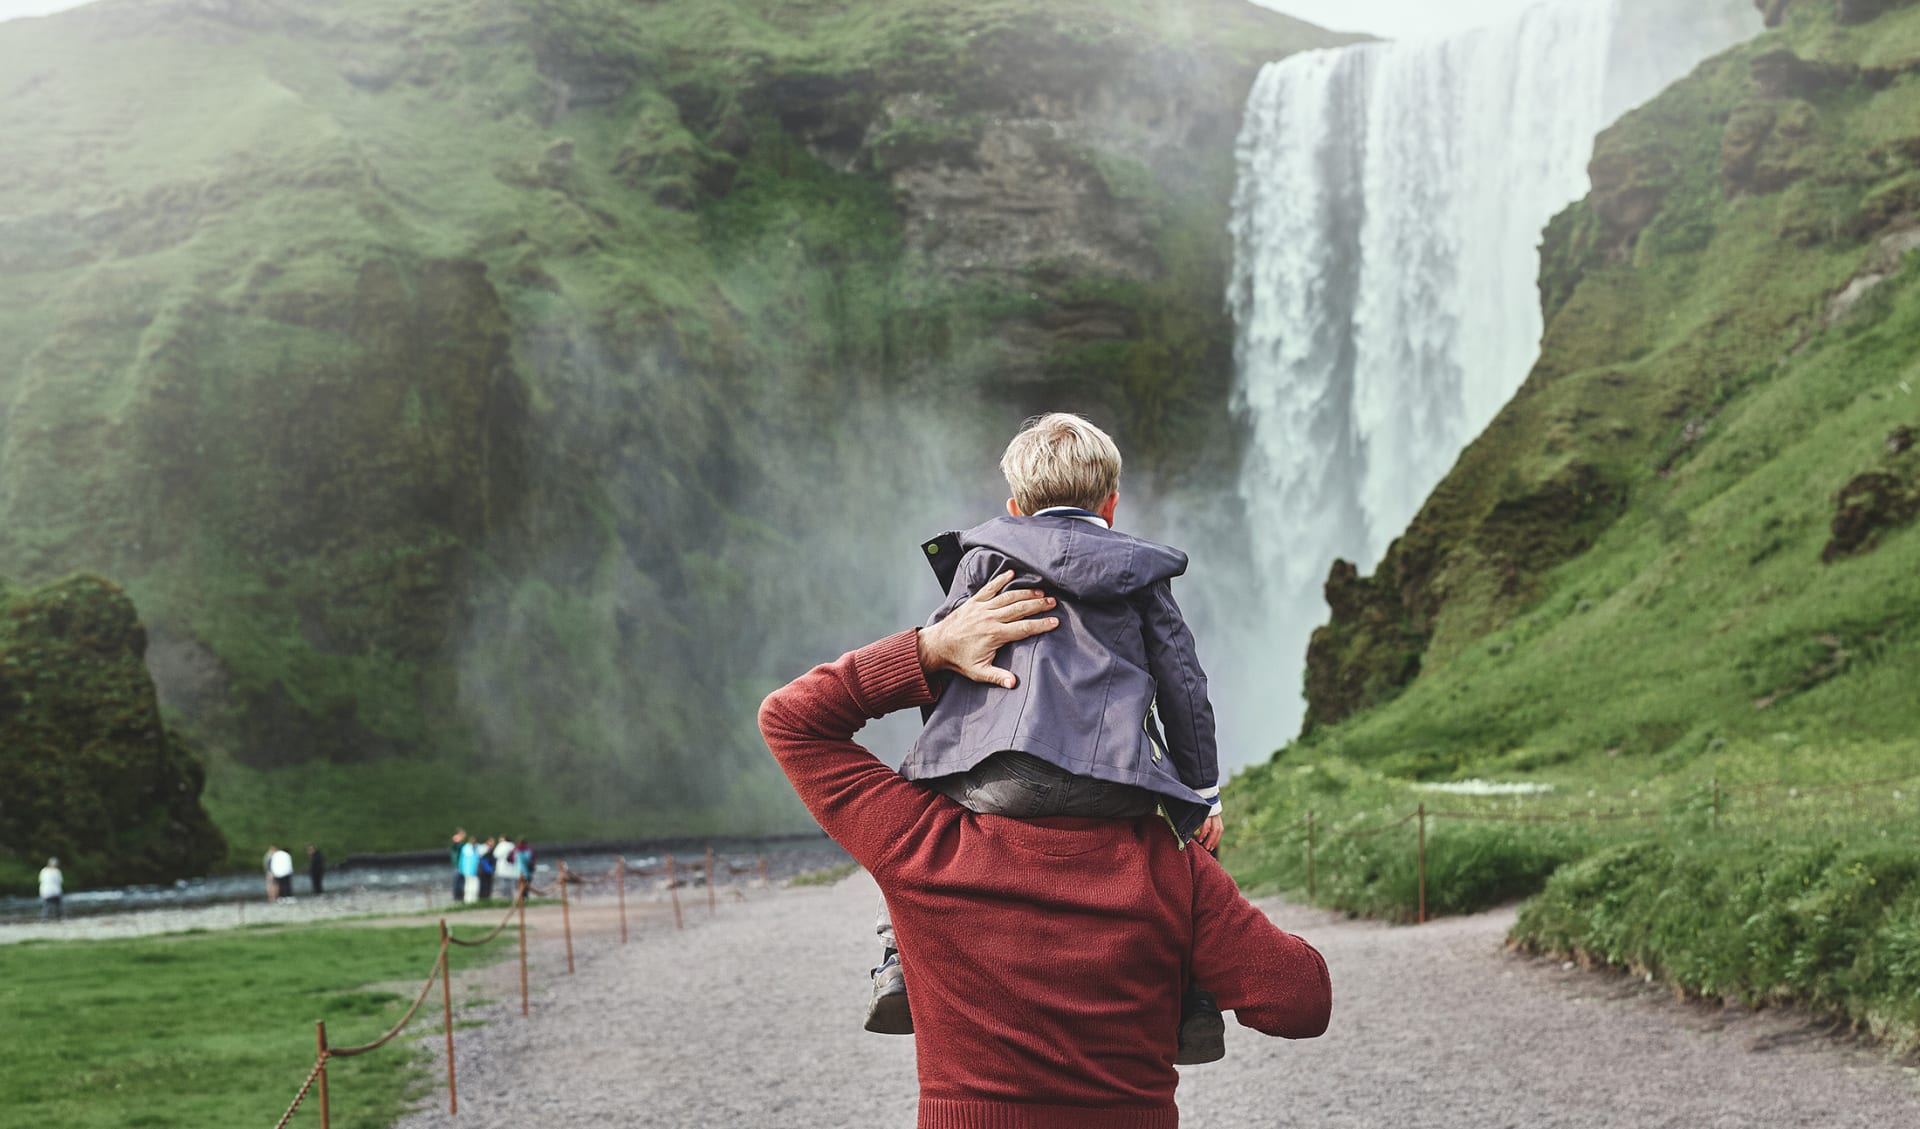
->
xmin=1231 ymin=770 xmax=1920 ymax=925
xmin=267 ymin=847 xmax=771 ymax=1126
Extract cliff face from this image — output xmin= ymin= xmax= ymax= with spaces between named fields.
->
xmin=1300 ymin=0 xmax=1920 ymax=774
xmin=0 ymin=576 xmax=226 ymax=891
xmin=0 ymin=0 xmax=1349 ymax=860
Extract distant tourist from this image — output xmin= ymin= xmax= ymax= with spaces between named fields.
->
xmin=492 ymin=834 xmax=517 ymax=885
xmin=263 ymin=847 xmax=278 ymax=902
xmin=759 ymin=581 xmax=1329 ymax=1125
xmin=862 ymin=413 xmax=1230 ymax=1061
xmin=307 ymin=844 xmax=326 ymax=895
xmin=269 ymin=846 xmax=295 ymax=901
xmin=514 ymin=839 xmax=534 ymax=898
xmin=477 ymin=837 xmax=497 ymax=901
xmin=459 ymin=832 xmax=481 ymax=904
xmin=449 ymin=829 xmax=468 ymax=902
xmin=38 ymin=857 xmax=63 ymax=921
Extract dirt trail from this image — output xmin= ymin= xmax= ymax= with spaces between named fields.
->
xmin=395 ymin=871 xmax=1920 ymax=1128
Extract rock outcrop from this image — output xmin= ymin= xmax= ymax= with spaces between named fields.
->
xmin=0 ymin=576 xmax=226 ymax=891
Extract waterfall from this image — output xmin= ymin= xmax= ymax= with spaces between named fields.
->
xmin=1221 ymin=0 xmax=1760 ymax=750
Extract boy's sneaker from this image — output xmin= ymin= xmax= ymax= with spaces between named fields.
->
xmin=1174 ymin=985 xmax=1225 ymax=1065
xmin=864 ymin=952 xmax=913 ymax=1035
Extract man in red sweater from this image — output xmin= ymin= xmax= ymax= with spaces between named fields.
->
xmin=759 ymin=573 xmax=1332 ymax=1129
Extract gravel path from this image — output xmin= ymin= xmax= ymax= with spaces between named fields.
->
xmin=396 ymin=870 xmax=1920 ymax=1128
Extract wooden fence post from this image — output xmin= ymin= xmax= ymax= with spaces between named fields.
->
xmin=439 ymin=921 xmax=457 ymax=1114
xmin=1416 ymin=804 xmax=1428 ymax=926
xmin=315 ymin=1021 xmax=331 ymax=1129
xmin=705 ymin=845 xmax=716 ymax=914
xmin=559 ymin=860 xmax=575 ymax=975
xmin=617 ymin=856 xmax=629 ymax=945
xmin=1306 ymin=810 xmax=1316 ymax=900
xmin=666 ymin=854 xmax=683 ymax=930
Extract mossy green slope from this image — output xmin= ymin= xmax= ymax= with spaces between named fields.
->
xmin=0 ymin=0 xmax=1349 ymax=868
xmin=1230 ymin=0 xmax=1920 ymax=1051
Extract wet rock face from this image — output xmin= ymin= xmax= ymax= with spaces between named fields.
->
xmin=0 ymin=576 xmax=226 ymax=889
xmin=1750 ymin=48 xmax=1856 ymax=98
xmin=0 ymin=253 xmax=528 ymax=769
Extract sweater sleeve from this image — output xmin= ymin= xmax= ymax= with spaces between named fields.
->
xmin=757 ymin=630 xmax=946 ymax=876
xmin=1188 ymin=851 xmax=1331 ymax=1038
xmin=1140 ymin=579 xmax=1220 ymax=805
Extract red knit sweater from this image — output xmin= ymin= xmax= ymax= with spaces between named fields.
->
xmin=758 ymin=631 xmax=1332 ymax=1129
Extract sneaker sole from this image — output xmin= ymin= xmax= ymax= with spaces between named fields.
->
xmin=1173 ymin=1019 xmax=1226 ymax=1065
xmin=864 ymin=990 xmax=914 ymax=1035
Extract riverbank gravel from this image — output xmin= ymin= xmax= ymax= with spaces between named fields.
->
xmin=392 ymin=869 xmax=1920 ymax=1128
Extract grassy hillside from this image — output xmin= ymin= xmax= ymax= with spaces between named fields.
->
xmin=0 ymin=0 xmax=1348 ymax=874
xmin=1228 ymin=0 xmax=1920 ymax=1049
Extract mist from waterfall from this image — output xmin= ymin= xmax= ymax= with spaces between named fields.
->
xmin=1218 ymin=0 xmax=1761 ymax=754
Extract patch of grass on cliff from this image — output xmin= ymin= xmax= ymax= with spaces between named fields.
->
xmin=0 ymin=921 xmax=509 ymax=1129
xmin=1514 ymin=826 xmax=1920 ymax=1054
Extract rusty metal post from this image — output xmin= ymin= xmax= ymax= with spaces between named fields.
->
xmin=559 ymin=860 xmax=575 ymax=975
xmin=705 ymin=845 xmax=716 ymax=914
xmin=518 ymin=892 xmax=529 ymax=1018
xmin=1417 ymin=804 xmax=1428 ymax=926
xmin=666 ymin=854 xmax=684 ymax=930
xmin=439 ymin=922 xmax=457 ymax=1114
xmin=617 ymin=856 xmax=628 ymax=945
xmin=758 ymin=854 xmax=768 ymax=886
xmin=315 ymin=1021 xmax=331 ymax=1129
xmin=1306 ymin=810 xmax=1316 ymax=900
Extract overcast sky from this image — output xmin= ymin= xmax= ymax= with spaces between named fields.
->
xmin=3 ymin=0 xmax=1558 ymax=39
xmin=0 ymin=0 xmax=78 ymax=21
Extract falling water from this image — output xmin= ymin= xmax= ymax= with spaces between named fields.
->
xmin=1222 ymin=0 xmax=1760 ymax=748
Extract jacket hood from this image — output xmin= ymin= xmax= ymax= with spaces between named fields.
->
xmin=960 ymin=515 xmax=1187 ymax=601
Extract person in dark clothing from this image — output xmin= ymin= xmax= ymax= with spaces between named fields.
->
xmin=449 ymin=829 xmax=467 ymax=901
xmin=307 ymin=844 xmax=325 ymax=895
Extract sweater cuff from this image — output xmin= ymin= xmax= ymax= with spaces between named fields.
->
xmin=1197 ymin=784 xmax=1222 ymax=817
xmin=850 ymin=630 xmax=938 ymax=718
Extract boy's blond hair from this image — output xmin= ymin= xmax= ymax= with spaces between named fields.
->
xmin=1000 ymin=413 xmax=1123 ymax=515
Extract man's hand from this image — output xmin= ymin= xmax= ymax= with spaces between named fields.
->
xmin=917 ymin=570 xmax=1057 ymax=689
xmin=1195 ymin=814 xmax=1224 ymax=853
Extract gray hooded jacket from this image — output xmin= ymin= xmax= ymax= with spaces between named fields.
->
xmin=901 ymin=514 xmax=1219 ymax=840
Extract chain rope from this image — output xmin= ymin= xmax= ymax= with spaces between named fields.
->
xmin=271 ymin=1055 xmax=328 ymax=1129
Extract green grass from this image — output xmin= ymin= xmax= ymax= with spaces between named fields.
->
xmin=1515 ymin=825 xmax=1920 ymax=1054
xmin=789 ymin=861 xmax=859 ymax=887
xmin=0 ymin=920 xmax=512 ymax=1129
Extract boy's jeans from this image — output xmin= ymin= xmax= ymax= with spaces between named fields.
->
xmin=876 ymin=751 xmax=1159 ymax=949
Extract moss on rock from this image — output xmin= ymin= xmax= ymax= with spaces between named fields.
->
xmin=0 ymin=576 xmax=226 ymax=891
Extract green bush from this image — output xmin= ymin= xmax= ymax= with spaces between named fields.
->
xmin=1513 ymin=834 xmax=1920 ymax=1052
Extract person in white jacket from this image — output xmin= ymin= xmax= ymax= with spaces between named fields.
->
xmin=492 ymin=835 xmax=518 ymax=883
xmin=38 ymin=858 xmax=63 ymax=921
xmin=269 ymin=846 xmax=295 ymax=901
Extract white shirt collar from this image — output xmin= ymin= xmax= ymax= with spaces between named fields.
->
xmin=1032 ymin=506 xmax=1110 ymax=529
